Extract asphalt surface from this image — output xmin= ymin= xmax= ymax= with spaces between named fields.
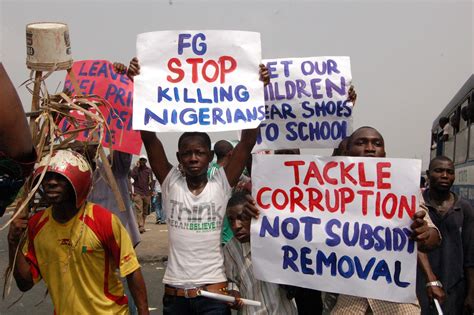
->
xmin=0 ymin=212 xmax=168 ymax=314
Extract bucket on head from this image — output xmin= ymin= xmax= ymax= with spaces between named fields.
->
xmin=26 ymin=22 xmax=73 ymax=71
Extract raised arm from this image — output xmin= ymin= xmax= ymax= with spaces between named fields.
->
xmin=224 ymin=64 xmax=269 ymax=186
xmin=126 ymin=56 xmax=172 ymax=184
xmin=0 ymin=63 xmax=34 ymax=160
xmin=224 ymin=128 xmax=258 ymax=187
xmin=140 ymin=131 xmax=173 ymax=185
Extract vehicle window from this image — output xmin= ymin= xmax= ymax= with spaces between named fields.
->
xmin=450 ymin=111 xmax=460 ymax=134
xmin=460 ymin=99 xmax=469 ymax=130
xmin=444 ymin=136 xmax=455 ymax=160
xmin=469 ymin=127 xmax=474 ymax=160
xmin=455 ymin=127 xmax=468 ymax=164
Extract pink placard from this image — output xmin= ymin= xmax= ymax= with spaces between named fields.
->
xmin=60 ymin=60 xmax=142 ymax=155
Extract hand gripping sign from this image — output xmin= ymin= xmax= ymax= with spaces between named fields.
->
xmin=251 ymin=155 xmax=421 ymax=303
xmin=133 ymin=30 xmax=265 ymax=133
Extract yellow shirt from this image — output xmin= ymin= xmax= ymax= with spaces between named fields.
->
xmin=24 ymin=202 xmax=140 ymax=315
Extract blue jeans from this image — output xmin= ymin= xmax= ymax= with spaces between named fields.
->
xmin=152 ymin=196 xmax=165 ymax=222
xmin=163 ymin=294 xmax=230 ymax=315
xmin=155 ymin=205 xmax=165 ymax=222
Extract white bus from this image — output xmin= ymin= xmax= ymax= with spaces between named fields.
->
xmin=430 ymin=75 xmax=474 ymax=205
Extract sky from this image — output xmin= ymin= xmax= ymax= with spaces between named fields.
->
xmin=1 ymin=0 xmax=472 ymax=168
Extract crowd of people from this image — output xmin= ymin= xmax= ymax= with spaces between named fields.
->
xmin=1 ymin=55 xmax=473 ymax=315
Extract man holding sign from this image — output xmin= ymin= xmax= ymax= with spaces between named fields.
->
xmin=134 ymin=29 xmax=270 ymax=314
xmin=330 ymin=126 xmax=441 ymax=314
xmin=141 ymin=127 xmax=262 ymax=314
xmin=250 ymin=126 xmax=441 ymax=315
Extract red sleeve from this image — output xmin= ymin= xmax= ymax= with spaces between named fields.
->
xmin=24 ymin=211 xmax=48 ymax=282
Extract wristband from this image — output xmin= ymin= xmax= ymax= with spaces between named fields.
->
xmin=426 ymin=280 xmax=443 ymax=288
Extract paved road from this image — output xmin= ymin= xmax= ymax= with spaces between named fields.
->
xmin=0 ymin=212 xmax=168 ymax=314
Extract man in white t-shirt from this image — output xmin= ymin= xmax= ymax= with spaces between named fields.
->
xmin=141 ymin=130 xmax=259 ymax=314
xmin=139 ymin=64 xmax=269 ymax=314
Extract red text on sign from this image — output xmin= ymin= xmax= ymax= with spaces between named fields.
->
xmin=167 ymin=56 xmax=237 ymax=84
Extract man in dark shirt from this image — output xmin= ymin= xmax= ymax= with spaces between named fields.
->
xmin=131 ymin=155 xmax=154 ymax=233
xmin=417 ymin=155 xmax=474 ymax=314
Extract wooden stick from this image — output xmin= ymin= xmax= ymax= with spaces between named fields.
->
xmin=98 ymin=147 xmax=127 ymax=212
xmin=29 ymin=71 xmax=43 ymax=145
xmin=61 ymin=125 xmax=96 ymax=136
xmin=25 ymin=110 xmax=42 ymax=118
xmin=67 ymin=68 xmax=82 ymax=96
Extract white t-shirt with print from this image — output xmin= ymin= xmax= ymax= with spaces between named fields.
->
xmin=162 ymin=166 xmax=232 ymax=287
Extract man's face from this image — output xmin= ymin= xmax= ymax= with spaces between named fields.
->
xmin=177 ymin=136 xmax=213 ymax=177
xmin=42 ymin=172 xmax=75 ymax=205
xmin=139 ymin=159 xmax=147 ymax=167
xmin=346 ymin=128 xmax=386 ymax=158
xmin=427 ymin=159 xmax=455 ymax=192
xmin=227 ymin=204 xmax=251 ymax=243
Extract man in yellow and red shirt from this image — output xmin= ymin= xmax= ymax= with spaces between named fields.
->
xmin=8 ymin=150 xmax=149 ymax=315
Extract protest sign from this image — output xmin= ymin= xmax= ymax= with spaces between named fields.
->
xmin=61 ymin=60 xmax=142 ymax=155
xmin=251 ymin=155 xmax=421 ymax=303
xmin=253 ymin=57 xmax=353 ymax=151
xmin=133 ymin=30 xmax=265 ymax=132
